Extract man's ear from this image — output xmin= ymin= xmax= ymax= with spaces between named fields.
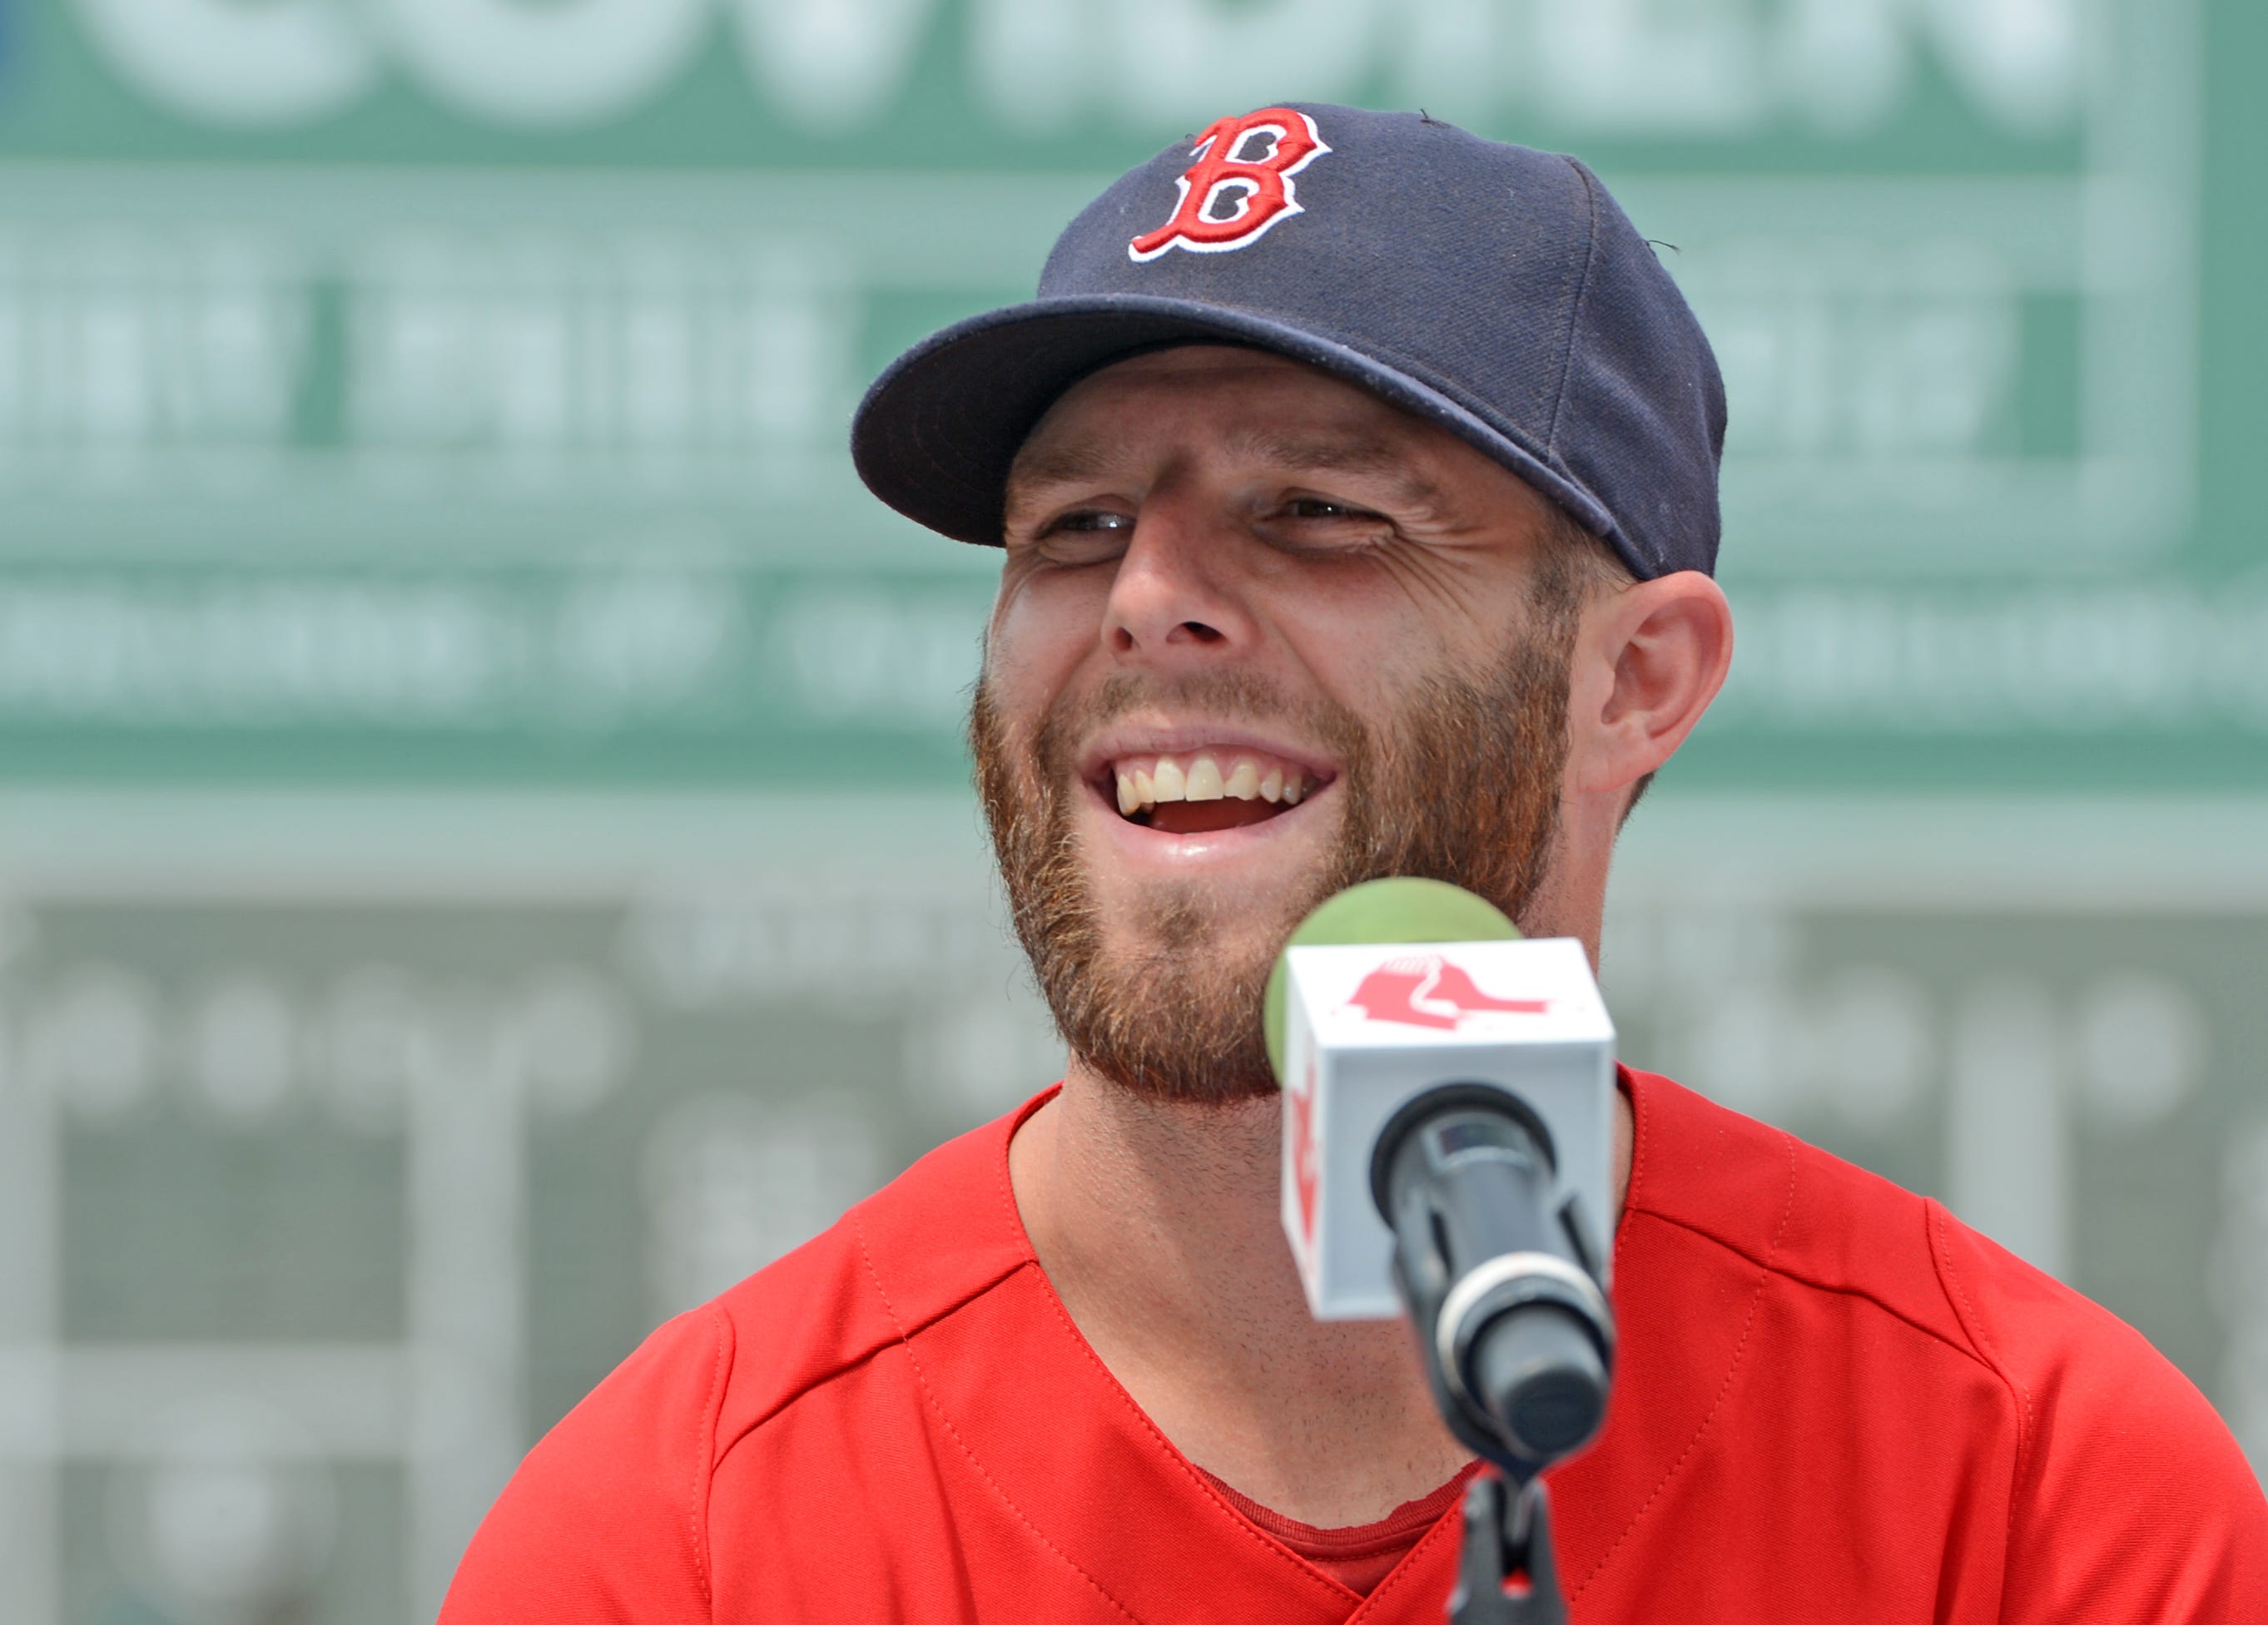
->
xmin=1566 ymin=570 xmax=1734 ymax=797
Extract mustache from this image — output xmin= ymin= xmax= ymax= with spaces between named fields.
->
xmin=1021 ymin=668 xmax=1370 ymax=784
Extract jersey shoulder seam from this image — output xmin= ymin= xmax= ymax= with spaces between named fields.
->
xmin=692 ymin=1300 xmax=732 ymax=1619
xmin=1629 ymin=1199 xmax=2007 ymax=1385
xmin=1925 ymin=1196 xmax=2035 ymax=1557
xmin=845 ymin=1211 xmax=1146 ymax=1623
xmin=710 ymin=1246 xmax=1030 ymax=1469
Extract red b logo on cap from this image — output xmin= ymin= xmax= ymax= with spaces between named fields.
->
xmin=1129 ymin=107 xmax=1329 ymax=262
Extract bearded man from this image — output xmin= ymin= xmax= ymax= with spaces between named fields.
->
xmin=443 ymin=106 xmax=2267 ymax=1623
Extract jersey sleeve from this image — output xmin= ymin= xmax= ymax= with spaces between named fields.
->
xmin=2002 ymin=1340 xmax=2268 ymax=1623
xmin=439 ymin=1305 xmax=733 ymax=1624
xmin=1933 ymin=1207 xmax=2268 ymax=1622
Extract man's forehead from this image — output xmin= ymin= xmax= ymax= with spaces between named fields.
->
xmin=1012 ymin=345 xmax=1452 ymax=482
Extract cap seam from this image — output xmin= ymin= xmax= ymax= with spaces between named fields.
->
xmin=1541 ymin=159 xmax=1654 ymax=576
xmin=1543 ymin=157 xmax=1605 ymax=466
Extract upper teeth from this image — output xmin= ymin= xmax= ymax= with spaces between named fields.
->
xmin=1114 ymin=752 xmax=1313 ymax=815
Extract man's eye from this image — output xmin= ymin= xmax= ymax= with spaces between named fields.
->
xmin=1010 ymin=508 xmax=1135 ymax=562
xmin=1284 ymin=498 xmax=1376 ymax=522
xmin=1049 ymin=509 xmax=1134 ymax=535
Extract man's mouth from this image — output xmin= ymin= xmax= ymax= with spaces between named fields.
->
xmin=1102 ymin=748 xmax=1326 ymax=835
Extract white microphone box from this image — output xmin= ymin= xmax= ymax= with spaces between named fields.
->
xmin=1278 ymin=937 xmax=1616 ymax=1320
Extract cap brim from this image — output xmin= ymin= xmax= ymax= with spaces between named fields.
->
xmin=850 ymin=295 xmax=1617 ymax=549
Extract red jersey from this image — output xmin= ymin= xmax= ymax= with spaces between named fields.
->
xmin=442 ymin=1068 xmax=2268 ymax=1622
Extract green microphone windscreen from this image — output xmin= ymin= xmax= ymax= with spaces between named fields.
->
xmin=1263 ymin=878 xmax=1521 ymax=1084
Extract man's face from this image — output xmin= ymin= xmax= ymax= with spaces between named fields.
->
xmin=974 ymin=346 xmax=1587 ymax=1103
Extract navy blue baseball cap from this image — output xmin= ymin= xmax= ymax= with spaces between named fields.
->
xmin=851 ymin=102 xmax=1725 ymax=580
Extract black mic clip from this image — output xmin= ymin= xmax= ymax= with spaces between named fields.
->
xmin=1451 ymin=1471 xmax=1567 ymax=1625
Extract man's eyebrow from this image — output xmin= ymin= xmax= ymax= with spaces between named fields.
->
xmin=1004 ymin=424 xmax=1447 ymax=510
xmin=1005 ymin=438 xmax=1123 ymax=498
xmin=1220 ymin=425 xmax=1445 ymax=509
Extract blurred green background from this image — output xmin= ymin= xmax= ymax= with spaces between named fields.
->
xmin=0 ymin=0 xmax=2259 ymax=1619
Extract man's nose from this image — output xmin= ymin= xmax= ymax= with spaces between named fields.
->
xmin=1099 ymin=497 xmax=1258 ymax=661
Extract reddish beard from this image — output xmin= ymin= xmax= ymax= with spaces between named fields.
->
xmin=970 ymin=591 xmax=1579 ymax=1106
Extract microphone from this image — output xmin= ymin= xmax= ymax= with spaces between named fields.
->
xmin=1263 ymin=878 xmax=1616 ymax=1474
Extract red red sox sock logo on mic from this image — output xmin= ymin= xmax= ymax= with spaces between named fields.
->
xmin=1347 ymin=955 xmax=1551 ymax=1031
xmin=1291 ymin=956 xmax=1551 ymax=1249
xmin=1292 ymin=1055 xmax=1322 ymax=1247
xmin=1129 ymin=107 xmax=1330 ymax=261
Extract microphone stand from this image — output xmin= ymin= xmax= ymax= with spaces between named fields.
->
xmin=1450 ymin=1469 xmax=1565 ymax=1625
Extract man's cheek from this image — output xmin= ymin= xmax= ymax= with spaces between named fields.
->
xmin=987 ymin=576 xmax=1098 ymax=699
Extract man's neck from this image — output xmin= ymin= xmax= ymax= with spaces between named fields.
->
xmin=1008 ymin=1064 xmax=1635 ymax=1528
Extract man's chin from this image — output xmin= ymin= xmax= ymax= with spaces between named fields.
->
xmin=1085 ymin=878 xmax=1306 ymax=979
xmin=1047 ymin=895 xmax=1290 ymax=1104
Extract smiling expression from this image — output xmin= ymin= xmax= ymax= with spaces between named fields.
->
xmin=972 ymin=345 xmax=1596 ymax=1102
